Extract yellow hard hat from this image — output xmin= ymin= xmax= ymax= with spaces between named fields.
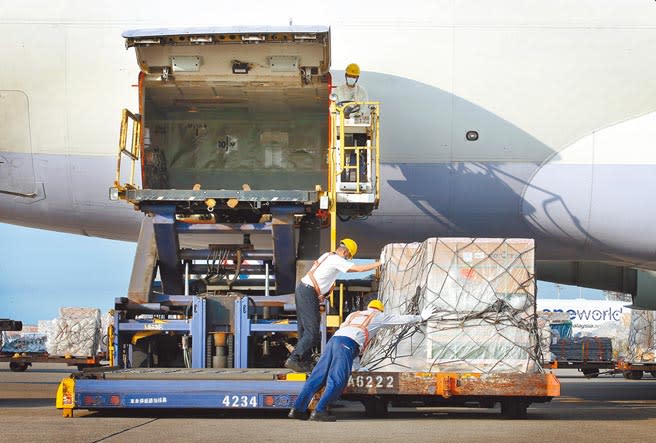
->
xmin=368 ymin=300 xmax=384 ymax=312
xmin=339 ymin=238 xmax=358 ymax=258
xmin=345 ymin=63 xmax=361 ymax=78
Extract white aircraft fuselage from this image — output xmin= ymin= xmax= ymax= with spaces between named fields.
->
xmin=2 ymin=1 xmax=656 ymax=304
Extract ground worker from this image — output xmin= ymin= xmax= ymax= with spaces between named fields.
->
xmin=284 ymin=239 xmax=381 ymax=373
xmin=288 ymin=299 xmax=436 ymax=421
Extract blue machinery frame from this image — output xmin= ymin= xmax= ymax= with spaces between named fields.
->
xmin=96 ymin=200 xmax=326 ymax=410
xmin=72 ymin=378 xmax=305 ymax=410
xmin=114 ymin=295 xmax=325 ymax=369
xmin=102 ymin=295 xmax=307 ymax=409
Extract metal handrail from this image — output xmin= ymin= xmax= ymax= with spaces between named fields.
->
xmin=114 ymin=108 xmax=142 ymax=191
xmin=331 ymin=101 xmax=380 ymax=197
xmin=328 ymin=100 xmax=380 ymax=250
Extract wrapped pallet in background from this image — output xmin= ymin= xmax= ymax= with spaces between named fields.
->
xmin=627 ymin=309 xmax=656 ymax=363
xmin=46 ymin=307 xmax=101 ymax=357
xmin=0 ymin=332 xmax=47 ymax=353
xmin=98 ymin=311 xmax=114 ymax=354
xmin=361 ymin=238 xmax=540 ymax=373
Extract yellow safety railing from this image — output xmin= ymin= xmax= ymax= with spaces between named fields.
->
xmin=334 ymin=102 xmax=380 ymax=195
xmin=328 ymin=101 xmax=380 ymax=251
xmin=114 ymin=108 xmax=142 ymax=192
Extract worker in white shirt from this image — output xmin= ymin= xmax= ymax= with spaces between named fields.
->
xmin=284 ymin=239 xmax=381 ymax=373
xmin=288 ymin=299 xmax=435 ymax=422
xmin=334 ymin=63 xmax=369 ymax=104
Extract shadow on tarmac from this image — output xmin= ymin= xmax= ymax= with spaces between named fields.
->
xmin=77 ymin=384 xmax=656 ymax=422
xmin=0 ymin=398 xmax=54 ymax=408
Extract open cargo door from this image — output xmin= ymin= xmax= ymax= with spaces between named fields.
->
xmin=123 ymin=26 xmax=331 ymax=191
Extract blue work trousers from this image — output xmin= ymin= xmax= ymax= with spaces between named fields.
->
xmin=293 ymin=335 xmax=359 ymax=412
xmin=290 ymin=283 xmax=321 ymax=363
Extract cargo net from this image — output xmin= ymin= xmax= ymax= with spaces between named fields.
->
xmin=627 ymin=309 xmax=656 ymax=363
xmin=360 ymin=238 xmax=542 ymax=374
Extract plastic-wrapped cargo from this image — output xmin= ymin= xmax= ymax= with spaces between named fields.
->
xmin=537 ymin=316 xmax=553 ymax=362
xmin=0 ymin=332 xmax=47 ymax=353
xmin=46 ymin=308 xmax=101 ymax=357
xmin=627 ymin=310 xmax=656 ymax=363
xmin=537 ymin=311 xmax=572 ymax=363
xmin=98 ymin=311 xmax=114 ymax=354
xmin=361 ymin=238 xmax=540 ymax=374
xmin=37 ymin=319 xmax=56 ymax=338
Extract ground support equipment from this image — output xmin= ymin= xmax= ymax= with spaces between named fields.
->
xmin=344 ymin=371 xmax=560 ymax=419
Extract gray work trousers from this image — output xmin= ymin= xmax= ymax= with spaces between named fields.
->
xmin=290 ymin=283 xmax=321 ymax=363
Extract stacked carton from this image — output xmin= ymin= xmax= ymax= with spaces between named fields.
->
xmin=361 ymin=238 xmax=540 ymax=374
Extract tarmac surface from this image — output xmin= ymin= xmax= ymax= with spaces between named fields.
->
xmin=1 ymin=364 xmax=655 ymax=443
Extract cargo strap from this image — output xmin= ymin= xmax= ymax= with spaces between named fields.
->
xmin=342 ymin=310 xmax=379 ymax=353
xmin=306 ymin=252 xmax=336 ymax=298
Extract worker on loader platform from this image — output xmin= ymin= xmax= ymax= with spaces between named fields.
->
xmin=334 ymin=63 xmax=368 ymax=104
xmin=333 ymin=63 xmax=370 ymax=182
xmin=284 ymin=239 xmax=381 ymax=373
xmin=288 ymin=299 xmax=436 ymax=421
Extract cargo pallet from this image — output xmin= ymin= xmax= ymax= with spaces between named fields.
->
xmin=616 ymin=360 xmax=656 ymax=380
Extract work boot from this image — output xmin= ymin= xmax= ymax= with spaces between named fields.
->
xmin=287 ymin=408 xmax=310 ymax=420
xmin=284 ymin=358 xmax=310 ymax=373
xmin=309 ymin=410 xmax=337 ymax=422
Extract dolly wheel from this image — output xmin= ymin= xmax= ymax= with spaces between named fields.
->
xmin=623 ymin=370 xmax=643 ymax=380
xmin=9 ymin=362 xmax=29 ymax=372
xmin=500 ymin=399 xmax=529 ymax=419
xmin=362 ymin=398 xmax=389 ymax=418
xmin=582 ymin=368 xmax=599 ymax=378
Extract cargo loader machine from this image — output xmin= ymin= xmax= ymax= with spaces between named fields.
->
xmin=56 ymin=26 xmax=558 ymax=419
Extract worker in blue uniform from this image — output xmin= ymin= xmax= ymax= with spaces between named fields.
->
xmin=288 ymin=299 xmax=436 ymax=421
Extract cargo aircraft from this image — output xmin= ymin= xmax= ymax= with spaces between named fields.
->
xmin=2 ymin=1 xmax=656 ymax=308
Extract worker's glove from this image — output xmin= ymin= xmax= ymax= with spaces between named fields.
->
xmin=379 ymin=249 xmax=387 ymax=265
xmin=420 ymin=306 xmax=436 ymax=321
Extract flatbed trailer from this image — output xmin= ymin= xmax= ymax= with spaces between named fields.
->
xmin=57 ymin=368 xmax=559 ymax=419
xmin=344 ymin=371 xmax=559 ymax=419
xmin=1 ymin=353 xmax=105 ymax=372
xmin=544 ymin=360 xmax=616 ymax=378
xmin=616 ymin=360 xmax=656 ymax=380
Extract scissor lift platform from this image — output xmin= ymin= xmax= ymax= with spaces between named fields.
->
xmin=57 ymin=367 xmax=306 ymax=416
